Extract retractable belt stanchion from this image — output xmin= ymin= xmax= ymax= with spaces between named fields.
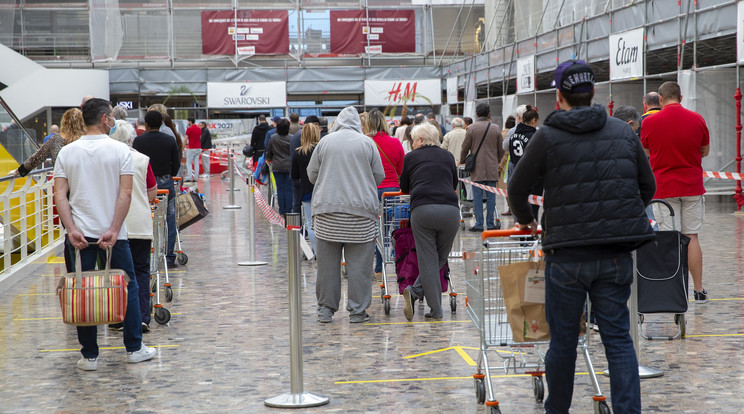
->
xmin=604 ymin=251 xmax=664 ymax=379
xmin=223 ymin=150 xmax=241 ymax=210
xmin=265 ymin=213 xmax=329 ymax=408
xmin=238 ymin=175 xmax=267 ymax=267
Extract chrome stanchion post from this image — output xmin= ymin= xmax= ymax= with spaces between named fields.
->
xmin=239 ymin=175 xmax=267 ymax=266
xmin=223 ymin=150 xmax=241 ymax=209
xmin=604 ymin=251 xmax=663 ymax=379
xmin=264 ymin=213 xmax=329 ymax=408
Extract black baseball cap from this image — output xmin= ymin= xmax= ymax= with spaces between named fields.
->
xmin=552 ymin=60 xmax=595 ymax=93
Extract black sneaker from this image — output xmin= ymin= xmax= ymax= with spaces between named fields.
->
xmin=108 ymin=323 xmax=124 ymax=331
xmin=469 ymin=226 xmax=483 ymax=232
xmin=487 ymin=220 xmax=502 ymax=231
xmin=141 ymin=322 xmax=150 ymax=333
xmin=166 ymin=260 xmax=179 ymax=268
xmin=694 ymin=290 xmax=708 ymax=303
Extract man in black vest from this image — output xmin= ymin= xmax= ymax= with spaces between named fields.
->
xmin=508 ymin=60 xmax=655 ymax=414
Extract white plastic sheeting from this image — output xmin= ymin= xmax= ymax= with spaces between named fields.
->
xmin=89 ymin=0 xmax=124 ymax=62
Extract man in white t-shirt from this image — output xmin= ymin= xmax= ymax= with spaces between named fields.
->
xmin=54 ymin=98 xmax=157 ymax=371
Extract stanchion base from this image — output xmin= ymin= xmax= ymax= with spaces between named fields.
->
xmin=603 ymin=364 xmax=664 ymax=379
xmin=238 ymin=260 xmax=268 ymax=266
xmin=223 ymin=205 xmax=242 ymax=209
xmin=264 ymin=392 xmax=329 ymax=408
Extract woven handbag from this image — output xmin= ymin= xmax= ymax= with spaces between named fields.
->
xmin=57 ymin=248 xmax=130 ymax=326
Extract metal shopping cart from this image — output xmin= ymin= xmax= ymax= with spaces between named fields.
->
xmin=150 ymin=190 xmax=172 ymax=324
xmin=464 ymin=228 xmax=610 ymax=414
xmin=377 ymin=191 xmax=458 ymax=315
xmin=172 ymin=176 xmax=188 ymax=265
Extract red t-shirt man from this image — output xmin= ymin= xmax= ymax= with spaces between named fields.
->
xmin=185 ymin=123 xmax=202 ymax=149
xmin=640 ymin=102 xmax=709 ymax=199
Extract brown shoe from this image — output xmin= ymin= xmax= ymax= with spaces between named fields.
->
xmin=502 ymin=210 xmax=512 ymax=215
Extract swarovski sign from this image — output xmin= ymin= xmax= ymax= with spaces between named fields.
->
xmin=207 ymin=81 xmax=287 ymax=108
xmin=609 ymin=28 xmax=644 ymax=81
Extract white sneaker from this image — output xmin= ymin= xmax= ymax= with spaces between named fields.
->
xmin=77 ymin=357 xmax=98 ymax=371
xmin=127 ymin=344 xmax=156 ymax=363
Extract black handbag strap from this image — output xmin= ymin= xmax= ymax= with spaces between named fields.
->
xmin=472 ymin=122 xmax=491 ymax=160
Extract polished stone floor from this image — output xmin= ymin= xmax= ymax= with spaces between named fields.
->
xmin=0 ymin=174 xmax=742 ymax=413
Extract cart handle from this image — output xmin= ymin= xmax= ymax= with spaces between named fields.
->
xmin=381 ymin=191 xmax=408 ymax=198
xmin=157 ymin=189 xmax=169 ymax=195
xmin=481 ymin=225 xmax=542 ymax=241
xmin=173 ymin=176 xmax=182 ymax=182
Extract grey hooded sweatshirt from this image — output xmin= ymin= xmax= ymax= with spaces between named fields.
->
xmin=307 ymin=106 xmax=385 ymax=222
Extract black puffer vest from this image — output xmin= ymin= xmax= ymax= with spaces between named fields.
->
xmin=538 ymin=105 xmax=654 ymax=250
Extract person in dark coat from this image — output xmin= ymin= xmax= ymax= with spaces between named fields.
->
xmin=249 ymin=115 xmax=270 ymax=165
xmin=199 ymin=121 xmax=212 ymax=176
xmin=508 ymin=60 xmax=655 ymax=414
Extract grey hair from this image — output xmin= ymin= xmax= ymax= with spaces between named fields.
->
xmin=451 ymin=118 xmax=464 ymax=128
xmin=112 ymin=106 xmax=128 ymax=120
xmin=413 ymin=113 xmax=426 ymax=125
xmin=613 ymin=105 xmax=640 ymax=124
xmin=410 ymin=123 xmax=440 ymax=147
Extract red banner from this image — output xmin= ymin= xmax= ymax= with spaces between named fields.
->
xmin=201 ymin=10 xmax=289 ymax=55
xmin=330 ymin=10 xmax=416 ymax=54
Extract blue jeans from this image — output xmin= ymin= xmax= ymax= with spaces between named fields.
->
xmin=375 ymin=187 xmax=398 ymax=273
xmin=302 ymin=200 xmax=316 ymax=253
xmin=69 ymin=238 xmax=142 ymax=358
xmin=156 ymin=175 xmax=177 ymax=261
xmin=274 ymin=171 xmax=293 ymax=215
xmin=471 ymin=180 xmax=497 ymax=229
xmin=129 ymin=238 xmax=152 ymax=325
xmin=544 ymin=255 xmax=641 ymax=414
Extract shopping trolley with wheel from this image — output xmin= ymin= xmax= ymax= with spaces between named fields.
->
xmin=172 ymin=176 xmax=188 ymax=265
xmin=378 ymin=191 xmax=458 ymax=315
xmin=464 ymin=228 xmax=610 ymax=414
xmin=149 ymin=190 xmax=172 ymax=324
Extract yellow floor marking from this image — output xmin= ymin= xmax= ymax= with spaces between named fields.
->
xmin=335 ymin=372 xmax=600 ymax=384
xmin=47 ymin=256 xmax=65 ymax=264
xmin=40 ymin=344 xmax=179 ymax=353
xmin=15 ymin=313 xmax=182 ymax=321
xmin=364 ymin=320 xmax=470 ymax=326
xmin=685 ymin=333 xmax=744 ymax=337
xmin=19 ymin=293 xmax=57 ymax=296
xmin=453 ymin=347 xmax=477 ymax=366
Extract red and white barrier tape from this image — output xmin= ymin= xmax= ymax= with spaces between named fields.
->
xmin=234 ymin=164 xmax=246 ymax=182
xmin=704 ymin=171 xmax=744 ymax=181
xmin=458 ymin=178 xmax=543 ymax=206
xmin=253 ymin=184 xmax=285 ymax=227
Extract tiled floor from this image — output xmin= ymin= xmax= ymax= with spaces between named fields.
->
xmin=0 ymin=175 xmax=742 ymax=413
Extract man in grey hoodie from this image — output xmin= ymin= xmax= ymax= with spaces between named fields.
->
xmin=308 ymin=106 xmax=385 ymax=324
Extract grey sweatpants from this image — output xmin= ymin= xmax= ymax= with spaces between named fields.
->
xmin=316 ymin=238 xmax=375 ymax=318
xmin=409 ymin=204 xmax=460 ymax=318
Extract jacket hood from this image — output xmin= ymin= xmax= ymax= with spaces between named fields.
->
xmin=330 ymin=106 xmax=363 ymax=134
xmin=514 ymin=122 xmax=537 ymax=135
xmin=254 ymin=123 xmax=270 ymax=131
xmin=543 ymin=104 xmax=607 ymax=134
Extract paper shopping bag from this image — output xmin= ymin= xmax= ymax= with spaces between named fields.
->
xmin=57 ymin=248 xmax=130 ymax=326
xmin=498 ymin=260 xmax=550 ymax=342
xmin=177 ymin=191 xmax=209 ymax=231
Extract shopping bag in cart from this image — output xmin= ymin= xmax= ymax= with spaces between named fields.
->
xmin=498 ymin=260 xmax=550 ymax=342
xmin=57 ymin=248 xmax=130 ymax=326
xmin=177 ymin=191 xmax=209 ymax=231
xmin=392 ymin=227 xmax=449 ymax=294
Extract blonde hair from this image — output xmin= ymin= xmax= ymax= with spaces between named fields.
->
xmin=359 ymin=111 xmax=370 ymax=136
xmin=148 ymin=103 xmax=168 ymax=117
xmin=298 ymin=123 xmax=320 ymax=155
xmin=365 ymin=109 xmax=390 ymax=136
xmin=410 ymin=123 xmax=440 ymax=147
xmin=59 ymin=108 xmax=86 ymax=143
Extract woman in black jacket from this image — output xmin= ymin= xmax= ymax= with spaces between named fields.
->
xmin=266 ymin=118 xmax=292 ymax=215
xmin=290 ymin=123 xmax=321 ymax=252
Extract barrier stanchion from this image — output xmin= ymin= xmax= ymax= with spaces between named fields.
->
xmin=238 ymin=175 xmax=268 ymax=267
xmin=264 ymin=213 xmax=329 ymax=409
xmin=604 ymin=251 xmax=663 ymax=379
xmin=223 ymin=150 xmax=241 ymax=210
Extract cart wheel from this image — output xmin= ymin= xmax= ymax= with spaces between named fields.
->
xmin=489 ymin=406 xmax=502 ymax=414
xmin=165 ymin=286 xmax=173 ymax=302
xmin=596 ymin=400 xmax=611 ymax=414
xmin=638 ymin=313 xmax=644 ymax=324
xmin=154 ymin=307 xmax=171 ymax=325
xmin=450 ymin=296 xmax=457 ymax=312
xmin=532 ymin=376 xmax=544 ymax=403
xmin=384 ymin=298 xmax=391 ymax=315
xmin=675 ymin=314 xmax=686 ymax=338
xmin=474 ymin=378 xmax=486 ymax=404
xmin=151 ymin=282 xmax=157 ymax=293
xmin=177 ymin=252 xmax=188 ymax=265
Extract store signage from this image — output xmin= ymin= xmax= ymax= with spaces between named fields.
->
xmin=201 ymin=10 xmax=289 ymax=55
xmin=364 ymin=79 xmax=442 ymax=106
xmin=207 ymin=82 xmax=287 ymax=108
xmin=330 ymin=10 xmax=415 ymax=54
xmin=609 ymin=28 xmax=644 ymax=80
xmin=446 ymin=77 xmax=458 ymax=104
xmin=117 ymin=101 xmax=133 ymax=109
xmin=517 ymin=55 xmax=535 ymax=94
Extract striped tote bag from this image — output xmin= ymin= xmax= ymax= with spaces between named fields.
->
xmin=57 ymin=248 xmax=130 ymax=326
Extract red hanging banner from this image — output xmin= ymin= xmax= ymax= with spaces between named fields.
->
xmin=201 ymin=10 xmax=289 ymax=56
xmin=330 ymin=10 xmax=416 ymax=54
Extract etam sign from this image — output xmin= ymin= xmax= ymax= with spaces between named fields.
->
xmin=207 ymin=81 xmax=287 ymax=108
xmin=609 ymin=28 xmax=644 ymax=81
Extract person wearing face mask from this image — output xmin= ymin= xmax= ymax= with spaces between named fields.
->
xmin=132 ymin=110 xmax=181 ymax=268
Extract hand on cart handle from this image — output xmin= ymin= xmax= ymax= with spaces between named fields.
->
xmin=481 ymin=223 xmax=541 ymax=241
xmin=381 ymin=191 xmax=408 ymax=198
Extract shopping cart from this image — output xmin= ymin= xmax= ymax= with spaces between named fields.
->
xmin=464 ymin=228 xmax=610 ymax=414
xmin=377 ymin=191 xmax=458 ymax=315
xmin=172 ymin=176 xmax=188 ymax=265
xmin=149 ymin=190 xmax=172 ymax=324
